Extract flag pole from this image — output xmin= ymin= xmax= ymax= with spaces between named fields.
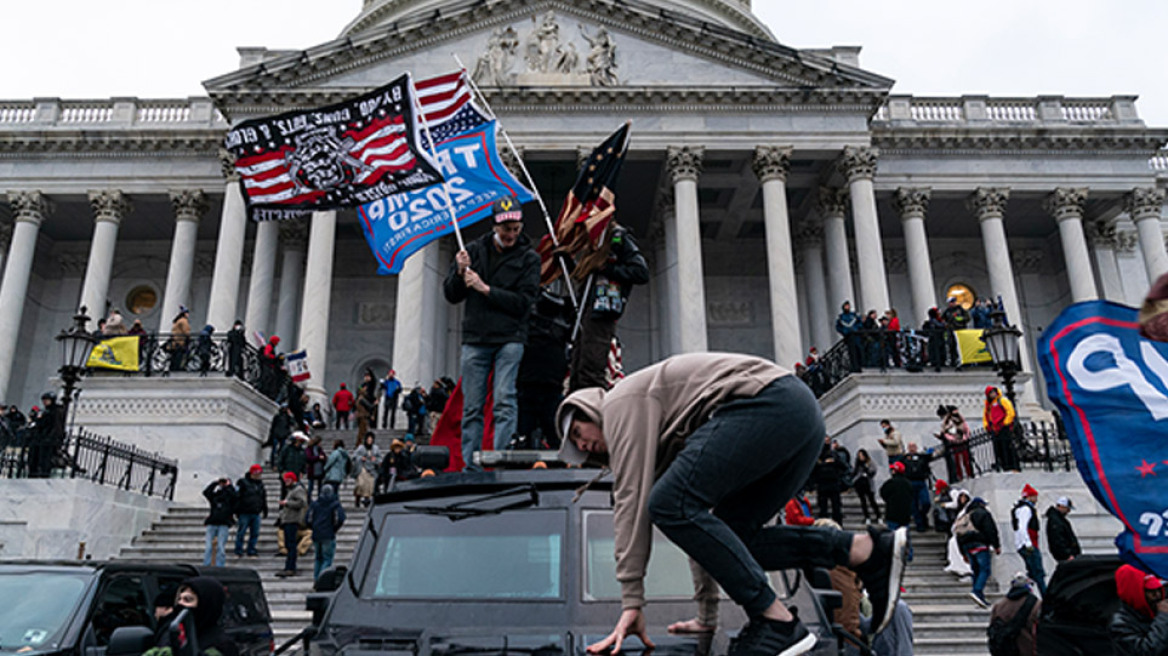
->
xmin=409 ymin=74 xmax=465 ymax=252
xmin=453 ymin=57 xmax=578 ymax=309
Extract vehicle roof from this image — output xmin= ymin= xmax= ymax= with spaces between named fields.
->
xmin=0 ymin=561 xmax=262 ymax=582
xmin=376 ymin=468 xmax=612 ymax=505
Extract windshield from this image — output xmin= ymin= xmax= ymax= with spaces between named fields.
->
xmin=0 ymin=571 xmax=90 ymax=651
xmin=584 ymin=510 xmax=707 ymax=601
xmin=367 ymin=509 xmax=565 ymax=599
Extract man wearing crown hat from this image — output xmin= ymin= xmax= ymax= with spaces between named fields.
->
xmin=1012 ymin=483 xmax=1047 ymax=596
xmin=444 ymin=196 xmax=540 ymax=471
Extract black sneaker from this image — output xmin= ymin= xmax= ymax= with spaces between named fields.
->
xmin=728 ymin=613 xmax=816 ymax=656
xmin=854 ymin=525 xmax=908 ymax=635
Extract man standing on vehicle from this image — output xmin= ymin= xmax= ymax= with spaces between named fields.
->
xmin=1045 ymin=496 xmax=1081 ymax=564
xmin=444 ymin=196 xmax=540 ymax=471
xmin=557 ymin=352 xmax=908 ymax=656
xmin=1012 ymin=484 xmax=1047 ymax=596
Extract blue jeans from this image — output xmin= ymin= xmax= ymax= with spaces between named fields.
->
xmin=203 ymin=525 xmax=229 ymax=566
xmin=314 ymin=539 xmax=337 ymax=580
xmin=910 ymin=480 xmax=931 ymax=531
xmin=459 ymin=342 xmax=524 ymax=471
xmin=968 ymin=547 xmax=992 ymax=597
xmin=1019 ymin=547 xmax=1047 ymax=596
xmin=646 ymin=377 xmax=853 ymax=617
xmin=234 ymin=514 xmax=261 ymax=556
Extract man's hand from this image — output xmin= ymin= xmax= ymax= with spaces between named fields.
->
xmin=587 ymin=608 xmax=654 ymax=654
xmin=279 ymin=499 xmax=287 ymax=507
xmin=994 ymin=547 xmax=1002 ymax=555
xmin=463 ymin=268 xmax=490 ymax=295
xmin=1157 ymin=598 xmax=1168 ymax=615
xmin=455 ymin=249 xmax=470 ymax=274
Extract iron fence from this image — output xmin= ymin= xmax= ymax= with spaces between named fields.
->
xmin=964 ymin=420 xmax=1074 ymax=475
xmin=0 ymin=427 xmax=177 ymax=500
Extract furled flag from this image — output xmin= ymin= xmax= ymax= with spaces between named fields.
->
xmin=537 ymin=122 xmax=631 ymax=285
xmin=285 ymin=350 xmax=311 ymax=383
xmin=358 ymin=119 xmax=533 ymax=275
xmin=223 ymin=73 xmax=444 ymax=221
xmin=1038 ymin=300 xmax=1168 ymax=580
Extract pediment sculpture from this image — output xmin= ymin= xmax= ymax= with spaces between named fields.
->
xmin=471 ymin=11 xmax=618 ymax=87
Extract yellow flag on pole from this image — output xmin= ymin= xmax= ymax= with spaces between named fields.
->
xmin=955 ymin=329 xmax=992 ymax=365
xmin=86 ymin=336 xmax=140 ymax=372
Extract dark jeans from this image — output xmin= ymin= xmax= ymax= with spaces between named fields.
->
xmin=647 ymin=376 xmax=853 ymax=617
xmin=1019 ymin=547 xmax=1047 ymax=596
xmin=992 ymin=427 xmax=1020 ymax=471
xmin=967 ymin=547 xmax=992 ymax=597
xmin=569 ymin=315 xmax=616 ymax=391
xmin=234 ymin=514 xmax=261 ymax=556
xmin=817 ymin=488 xmax=842 ymax=525
xmin=517 ymin=385 xmax=563 ymax=449
xmin=910 ymin=480 xmax=931 ymax=531
xmin=283 ymin=523 xmax=300 ymax=573
xmin=335 ymin=410 xmax=350 ymax=430
xmin=855 ymin=479 xmax=880 ymax=521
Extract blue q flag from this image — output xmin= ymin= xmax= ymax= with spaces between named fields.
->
xmin=1039 ymin=300 xmax=1168 ymax=579
xmin=357 ymin=119 xmax=532 ymax=275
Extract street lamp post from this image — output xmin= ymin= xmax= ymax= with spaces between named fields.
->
xmin=55 ymin=306 xmax=99 ymax=450
xmin=980 ymin=308 xmax=1024 ymax=471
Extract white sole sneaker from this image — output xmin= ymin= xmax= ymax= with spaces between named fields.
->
xmin=968 ymin=591 xmax=990 ymax=608
xmin=872 ymin=527 xmax=909 ymax=634
xmin=776 ymin=632 xmax=817 ymax=656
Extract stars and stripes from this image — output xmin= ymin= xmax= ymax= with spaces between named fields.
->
xmin=415 ymin=69 xmax=490 ymax=146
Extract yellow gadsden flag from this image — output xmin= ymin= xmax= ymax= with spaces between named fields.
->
xmin=87 ymin=336 xmax=140 ymax=372
xmin=955 ymin=329 xmax=992 ymax=365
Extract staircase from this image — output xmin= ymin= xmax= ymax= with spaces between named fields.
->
xmin=826 ymin=490 xmax=997 ymax=656
xmin=116 ymin=427 xmax=411 ymax=648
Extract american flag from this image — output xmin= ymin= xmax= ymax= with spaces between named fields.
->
xmin=415 ymin=69 xmax=490 ymax=146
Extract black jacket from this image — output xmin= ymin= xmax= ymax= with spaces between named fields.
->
xmin=812 ymin=446 xmax=849 ymax=493
xmin=880 ymin=475 xmax=913 ymax=525
xmin=443 ymin=231 xmax=540 ymax=345
xmin=903 ymin=451 xmax=932 ymax=482
xmin=267 ymin=412 xmax=293 ymax=447
xmin=203 ymin=482 xmax=237 ymax=526
xmin=178 ymin=576 xmax=240 ymax=656
xmin=279 ymin=444 xmax=307 ymax=476
xmin=234 ymin=476 xmax=268 ymax=517
xmin=1110 ymin=603 xmax=1168 ymax=656
xmin=1045 ymin=506 xmax=1081 ymax=561
xmin=958 ymin=502 xmax=1001 ymax=550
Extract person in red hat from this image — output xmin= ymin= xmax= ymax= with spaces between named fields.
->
xmin=276 ymin=471 xmax=308 ymax=577
xmin=1011 ymin=484 xmax=1047 ymax=596
xmin=880 ymin=462 xmax=913 ymax=533
xmin=1110 ymin=563 xmax=1168 ymax=655
xmin=233 ymin=464 xmax=268 ymax=558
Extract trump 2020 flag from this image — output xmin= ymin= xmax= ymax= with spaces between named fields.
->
xmin=224 ymin=73 xmax=444 ymax=221
xmin=285 ymin=350 xmax=310 ymax=383
xmin=1039 ymin=300 xmax=1168 ymax=579
xmin=357 ymin=119 xmax=533 ymax=275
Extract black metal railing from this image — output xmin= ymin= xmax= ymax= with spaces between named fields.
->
xmin=800 ymin=328 xmax=990 ymax=397
xmin=963 ymin=421 xmax=1073 ymax=475
xmin=0 ymin=427 xmax=177 ymax=499
xmin=91 ymin=332 xmax=290 ymax=401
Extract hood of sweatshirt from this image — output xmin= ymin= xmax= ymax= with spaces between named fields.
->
xmin=1116 ymin=564 xmax=1157 ymax=620
xmin=178 ymin=576 xmax=226 ymax=633
xmin=555 ymin=388 xmax=606 ymax=466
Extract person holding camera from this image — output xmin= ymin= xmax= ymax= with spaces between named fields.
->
xmin=202 ymin=476 xmax=237 ymax=567
xmin=1111 ymin=564 xmax=1168 ymax=656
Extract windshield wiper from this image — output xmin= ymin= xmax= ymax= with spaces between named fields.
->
xmin=404 ymin=485 xmax=539 ymax=521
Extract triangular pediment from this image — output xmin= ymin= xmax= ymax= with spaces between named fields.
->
xmin=204 ymin=0 xmax=892 ymax=116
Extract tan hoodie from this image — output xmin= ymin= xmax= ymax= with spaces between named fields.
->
xmin=556 ymin=352 xmax=789 ymax=611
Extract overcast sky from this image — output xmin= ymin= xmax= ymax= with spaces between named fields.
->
xmin=3 ymin=0 xmax=1166 ymax=127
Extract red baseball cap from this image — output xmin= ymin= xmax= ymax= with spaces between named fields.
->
xmin=890 ymin=462 xmax=906 ymax=474
xmin=282 ymin=472 xmax=298 ymax=483
xmin=249 ymin=464 xmax=263 ymax=475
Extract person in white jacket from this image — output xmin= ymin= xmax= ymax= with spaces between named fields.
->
xmin=944 ymin=489 xmax=973 ymax=578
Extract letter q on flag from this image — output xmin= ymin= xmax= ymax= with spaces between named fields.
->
xmin=1039 ymin=300 xmax=1168 ymax=580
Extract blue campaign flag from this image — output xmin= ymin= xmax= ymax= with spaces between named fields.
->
xmin=1039 ymin=300 xmax=1168 ymax=579
xmin=357 ymin=120 xmax=533 ymax=275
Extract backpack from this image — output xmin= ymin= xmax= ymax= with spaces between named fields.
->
xmin=953 ymin=510 xmax=979 ymax=540
xmin=987 ymin=594 xmax=1038 ymax=656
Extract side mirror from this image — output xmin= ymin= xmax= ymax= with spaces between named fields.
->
xmin=412 ymin=446 xmax=449 ymax=471
xmin=107 ymin=626 xmax=155 ymax=656
xmin=313 ymin=565 xmax=347 ymax=593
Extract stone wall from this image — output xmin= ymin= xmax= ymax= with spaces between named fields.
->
xmin=0 ymin=478 xmax=171 ymax=560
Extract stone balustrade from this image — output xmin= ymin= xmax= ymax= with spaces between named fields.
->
xmin=0 ymin=97 xmax=226 ymax=129
xmin=874 ymin=94 xmax=1140 ymax=125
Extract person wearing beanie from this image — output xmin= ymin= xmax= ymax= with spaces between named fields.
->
xmin=956 ymin=497 xmax=1001 ymax=608
xmin=171 ymin=576 xmax=240 ymax=656
xmin=226 ymin=320 xmax=246 ymax=380
xmin=444 ymin=195 xmax=540 ymax=471
xmin=277 ymin=471 xmax=308 ymax=577
xmin=1111 ymin=564 xmax=1168 ymax=656
xmin=1011 ymin=484 xmax=1047 ymax=596
xmin=234 ymin=464 xmax=268 ymax=558
xmin=305 ymin=485 xmax=346 ymax=581
xmin=988 ymin=573 xmax=1041 ymax=656
xmin=1045 ymin=496 xmax=1082 ymax=563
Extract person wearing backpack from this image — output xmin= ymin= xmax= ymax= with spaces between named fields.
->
xmin=1011 ymin=484 xmax=1047 ymax=596
xmin=957 ymin=496 xmax=1001 ymax=608
xmin=322 ymin=439 xmax=350 ymax=497
xmin=987 ymin=573 xmax=1041 ymax=656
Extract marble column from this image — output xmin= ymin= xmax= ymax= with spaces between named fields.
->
xmin=796 ymin=221 xmax=832 ymax=352
xmin=206 ymin=153 xmax=249 ymax=331
xmin=666 ymin=146 xmax=708 ymax=353
xmin=1086 ymin=220 xmax=1124 ymax=301
xmin=244 ymin=220 xmax=279 ymax=336
xmin=79 ymin=190 xmax=131 ymax=326
xmin=838 ymin=146 xmax=889 ymax=314
xmin=817 ymin=186 xmax=854 ymax=315
xmin=1045 ymin=187 xmax=1097 ymax=302
xmin=0 ymin=192 xmax=52 ymax=401
xmin=275 ymin=220 xmax=308 ymax=347
xmin=1126 ymin=187 xmax=1168 ymax=283
xmin=392 ymin=241 xmax=442 ymax=389
xmin=893 ymin=187 xmax=937 ymax=324
xmin=158 ymin=190 xmax=207 ymax=332
xmin=297 ymin=210 xmax=336 ymax=404
xmin=752 ymin=146 xmax=801 ymax=367
xmin=0 ymin=221 xmax=12 ymax=284
xmin=656 ymin=190 xmax=681 ymax=357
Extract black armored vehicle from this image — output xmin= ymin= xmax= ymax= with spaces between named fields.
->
xmin=305 ymin=468 xmax=850 ymax=656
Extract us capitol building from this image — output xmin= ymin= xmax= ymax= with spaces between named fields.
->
xmin=1 ymin=0 xmax=1166 ymax=426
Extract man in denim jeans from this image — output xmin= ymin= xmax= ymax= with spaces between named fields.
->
xmin=1011 ymin=484 xmax=1047 ymax=596
xmin=957 ymin=496 xmax=1001 ymax=608
xmin=557 ymin=353 xmax=908 ymax=656
xmin=443 ymin=197 xmax=540 ymax=471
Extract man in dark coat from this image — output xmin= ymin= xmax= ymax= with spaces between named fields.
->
xmin=233 ymin=464 xmax=268 ymax=558
xmin=517 ymin=290 xmax=571 ymax=449
xmin=879 ymin=462 xmax=913 ymax=530
xmin=812 ymin=437 xmax=848 ymax=525
xmin=279 ymin=432 xmax=309 ymax=480
xmin=835 ymin=301 xmax=862 ymax=372
xmin=226 ymin=320 xmax=246 ymax=379
xmin=956 ymin=497 xmax=1001 ymax=608
xmin=902 ymin=443 xmax=934 ymax=532
xmin=267 ymin=405 xmax=294 ymax=468
xmin=443 ymin=196 xmax=540 ymax=470
xmin=1045 ymin=496 xmax=1082 ymax=563
xmin=202 ymin=477 xmax=236 ymax=567
xmin=27 ymin=391 xmax=65 ymax=478
xmin=305 ymin=485 xmax=346 ymax=581
xmin=1111 ymin=563 xmax=1168 ymax=656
